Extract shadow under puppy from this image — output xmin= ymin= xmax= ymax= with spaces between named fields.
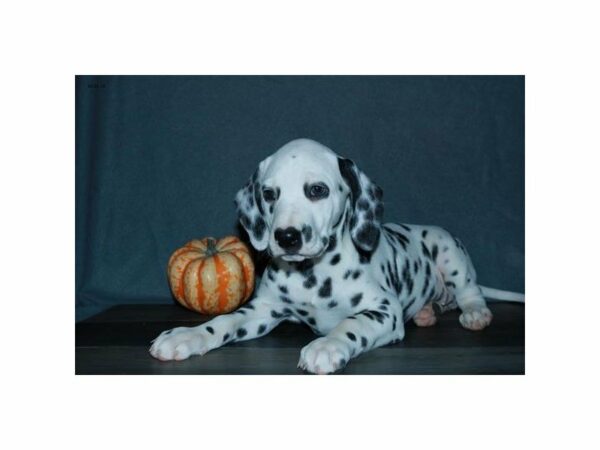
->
xmin=150 ymin=138 xmax=524 ymax=374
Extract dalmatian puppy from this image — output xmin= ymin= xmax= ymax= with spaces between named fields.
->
xmin=150 ymin=138 xmax=524 ymax=374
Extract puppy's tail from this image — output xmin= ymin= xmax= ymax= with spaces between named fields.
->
xmin=479 ymin=285 xmax=525 ymax=303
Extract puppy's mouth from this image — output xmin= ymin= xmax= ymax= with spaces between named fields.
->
xmin=275 ymin=245 xmax=328 ymax=262
xmin=280 ymin=254 xmax=308 ymax=262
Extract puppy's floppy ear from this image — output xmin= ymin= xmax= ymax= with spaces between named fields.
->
xmin=338 ymin=157 xmax=384 ymax=252
xmin=235 ymin=156 xmax=272 ymax=251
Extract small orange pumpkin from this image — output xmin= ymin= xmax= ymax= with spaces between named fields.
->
xmin=167 ymin=236 xmax=255 ymax=314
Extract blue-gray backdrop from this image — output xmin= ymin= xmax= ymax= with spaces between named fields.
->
xmin=75 ymin=75 xmax=524 ymax=321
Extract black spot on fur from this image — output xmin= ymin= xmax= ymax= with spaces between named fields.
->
xmin=381 ymin=299 xmax=390 ymax=305
xmin=206 ymin=326 xmax=214 ymax=335
xmin=301 ymin=224 xmax=313 ymax=243
xmin=362 ymin=310 xmax=385 ymax=324
xmin=223 ymin=333 xmax=230 ymax=342
xmin=271 ymin=310 xmax=284 ymax=319
xmin=327 ymin=300 xmax=338 ymax=308
xmin=296 ymin=308 xmax=309 ymax=316
xmin=279 ymin=285 xmax=288 ymax=294
xmin=252 ymin=217 xmax=266 ymax=240
xmin=421 ymin=242 xmax=432 ymax=259
xmin=352 ymin=270 xmax=362 ymax=279
xmin=307 ymin=317 xmax=316 ymax=326
xmin=384 ymin=226 xmax=409 ymax=250
xmin=257 ymin=324 xmax=267 ymax=335
xmin=280 ymin=296 xmax=292 ymax=304
xmin=295 ymin=259 xmax=314 ymax=273
xmin=346 ymin=332 xmax=357 ymax=342
xmin=399 ymin=224 xmax=411 ymax=232
xmin=421 ymin=276 xmax=430 ymax=297
xmin=237 ymin=328 xmax=247 ymax=338
xmin=357 ymin=198 xmax=370 ymax=211
xmin=401 ymin=259 xmax=414 ymax=295
xmin=386 ymin=260 xmax=403 ymax=295
xmin=403 ymin=298 xmax=415 ymax=315
xmin=343 ymin=270 xmax=353 ymax=279
xmin=350 ymin=293 xmax=363 ymax=307
xmin=431 ymin=244 xmax=439 ymax=261
xmin=445 ymin=281 xmax=456 ymax=288
xmin=318 ymin=277 xmax=332 ymax=297
xmin=253 ymin=184 xmax=264 ymax=215
xmin=361 ymin=336 xmax=368 ymax=347
xmin=356 ymin=223 xmax=379 ymax=248
xmin=326 ymin=234 xmax=337 ymax=252
xmin=330 ymin=253 xmax=341 ymax=265
xmin=451 ymin=270 xmax=458 ymax=276
xmin=303 ymin=274 xmax=317 ymax=289
xmin=357 ymin=247 xmax=373 ymax=264
xmin=338 ymin=158 xmax=361 ymax=202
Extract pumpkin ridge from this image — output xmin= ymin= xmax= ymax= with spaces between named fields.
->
xmin=226 ymin=248 xmax=253 ymax=301
xmin=168 ymin=246 xmax=198 ymax=273
xmin=213 ymin=254 xmax=231 ymax=312
xmin=218 ymin=237 xmax=244 ymax=252
xmin=195 ymin=258 xmax=207 ymax=312
xmin=169 ymin=248 xmax=199 ymax=306
xmin=217 ymin=236 xmax=239 ymax=250
xmin=175 ymin=255 xmax=199 ymax=308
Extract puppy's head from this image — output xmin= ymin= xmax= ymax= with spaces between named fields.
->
xmin=235 ymin=139 xmax=384 ymax=261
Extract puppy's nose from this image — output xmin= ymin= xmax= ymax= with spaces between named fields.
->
xmin=274 ymin=227 xmax=302 ymax=253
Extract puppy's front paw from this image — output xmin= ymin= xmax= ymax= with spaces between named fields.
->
xmin=298 ymin=337 xmax=351 ymax=375
xmin=149 ymin=327 xmax=208 ymax=361
xmin=459 ymin=307 xmax=493 ymax=331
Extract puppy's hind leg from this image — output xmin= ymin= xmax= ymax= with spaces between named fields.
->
xmin=429 ymin=231 xmax=492 ymax=331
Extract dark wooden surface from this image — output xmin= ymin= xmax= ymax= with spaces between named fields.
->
xmin=76 ymin=302 xmax=525 ymax=375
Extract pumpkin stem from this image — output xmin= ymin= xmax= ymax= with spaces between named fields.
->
xmin=205 ymin=238 xmax=218 ymax=256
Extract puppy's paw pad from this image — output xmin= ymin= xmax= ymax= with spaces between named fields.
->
xmin=413 ymin=304 xmax=437 ymax=327
xmin=298 ymin=337 xmax=349 ymax=374
xmin=459 ymin=307 xmax=493 ymax=331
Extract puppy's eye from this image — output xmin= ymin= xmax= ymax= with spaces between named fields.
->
xmin=305 ymin=183 xmax=329 ymax=200
xmin=262 ymin=188 xmax=277 ymax=203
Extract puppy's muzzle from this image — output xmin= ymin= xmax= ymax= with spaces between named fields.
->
xmin=274 ymin=227 xmax=302 ymax=253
